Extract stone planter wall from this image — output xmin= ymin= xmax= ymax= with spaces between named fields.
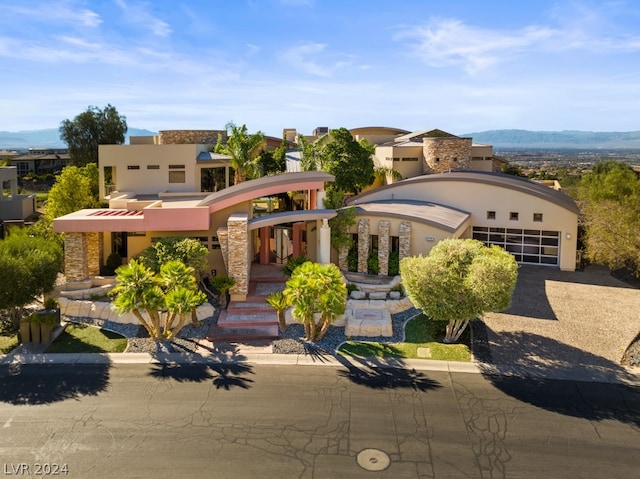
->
xmin=57 ymin=298 xmax=215 ymax=325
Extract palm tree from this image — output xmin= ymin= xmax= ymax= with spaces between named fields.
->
xmin=110 ymin=259 xmax=164 ymax=339
xmin=160 ymin=261 xmax=206 ymax=338
xmin=110 ymin=259 xmax=206 ymax=341
xmin=165 ymin=287 xmax=207 ymax=339
xmin=374 ymin=166 xmax=403 ymax=185
xmin=283 ymin=262 xmax=346 ymax=342
xmin=223 ymin=122 xmax=266 ymax=183
xmin=265 ymin=291 xmax=290 ymax=332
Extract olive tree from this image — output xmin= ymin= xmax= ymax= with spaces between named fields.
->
xmin=577 ymin=161 xmax=640 ymax=276
xmin=0 ymin=230 xmax=63 ymax=327
xmin=401 ymin=239 xmax=518 ymax=343
xmin=45 ymin=163 xmax=99 ymax=221
xmin=59 ymin=104 xmax=127 ymax=166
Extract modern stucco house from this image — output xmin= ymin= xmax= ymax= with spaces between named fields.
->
xmin=0 ymin=166 xmax=36 ymax=224
xmin=53 ymin=127 xmax=579 ymax=303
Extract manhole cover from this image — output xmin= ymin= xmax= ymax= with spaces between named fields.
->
xmin=356 ymin=448 xmax=391 ymax=471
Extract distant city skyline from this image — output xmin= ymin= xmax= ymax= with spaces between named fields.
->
xmin=1 ymin=0 xmax=639 ymax=137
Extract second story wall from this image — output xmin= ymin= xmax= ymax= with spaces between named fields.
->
xmin=98 ymin=143 xmax=213 ymax=199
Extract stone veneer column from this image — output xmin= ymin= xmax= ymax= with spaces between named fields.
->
xmin=87 ymin=232 xmax=101 ymax=276
xmin=216 ymin=227 xmax=229 ymax=273
xmin=227 ymin=214 xmax=249 ymax=301
xmin=378 ymin=220 xmax=390 ymax=276
xmin=338 ymin=246 xmax=349 ymax=271
xmin=399 ymin=221 xmax=412 ymax=261
xmin=357 ymin=219 xmax=370 ymax=274
xmin=64 ymin=232 xmax=89 ymax=282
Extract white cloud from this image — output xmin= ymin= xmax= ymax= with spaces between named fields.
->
xmin=0 ymin=1 xmax=102 ymax=27
xmin=398 ymin=6 xmax=640 ymax=74
xmin=282 ymin=42 xmax=332 ymax=77
xmin=281 ymin=42 xmax=362 ymax=77
xmin=114 ymin=0 xmax=172 ymax=37
xmin=397 ymin=18 xmax=556 ymax=74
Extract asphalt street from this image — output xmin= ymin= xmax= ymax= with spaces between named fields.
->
xmin=0 ymin=362 xmax=638 ymax=479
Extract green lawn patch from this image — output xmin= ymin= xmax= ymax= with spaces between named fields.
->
xmin=46 ymin=323 xmax=128 ymax=353
xmin=0 ymin=334 xmax=19 ymax=354
xmin=338 ymin=314 xmax=472 ymax=362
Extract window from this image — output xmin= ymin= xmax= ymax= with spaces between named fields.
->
xmin=402 ymin=157 xmax=419 ymax=162
xmin=487 ymin=211 xmax=496 ymax=220
xmin=168 ymin=171 xmax=186 ymax=183
xmin=533 ymin=213 xmax=543 ymax=222
xmin=510 ymin=212 xmax=519 ymax=221
xmin=127 ymin=165 xmax=140 ymax=170
xmin=168 ymin=164 xmax=185 ymax=169
xmin=147 ymin=165 xmax=160 ymax=170
xmin=435 ymin=157 xmax=440 ymax=163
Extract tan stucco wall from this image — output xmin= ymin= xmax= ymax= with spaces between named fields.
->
xmin=352 ymin=180 xmax=578 ymax=271
xmin=374 ymin=145 xmax=423 ymax=180
xmin=99 ymin=143 xmax=213 ymax=200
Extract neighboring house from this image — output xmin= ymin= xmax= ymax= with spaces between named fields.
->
xmin=52 ymin=127 xmax=579 ymax=304
xmin=0 ymin=166 xmax=36 ymax=222
xmin=10 ymin=148 xmax=71 ymax=176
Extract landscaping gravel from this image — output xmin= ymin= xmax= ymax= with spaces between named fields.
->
xmin=64 ymin=307 xmax=422 ymax=356
xmin=272 ymin=307 xmax=421 ymax=355
xmin=64 ymin=313 xmax=219 ymax=355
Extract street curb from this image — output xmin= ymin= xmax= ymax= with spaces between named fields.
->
xmin=1 ymin=351 xmax=639 ymax=385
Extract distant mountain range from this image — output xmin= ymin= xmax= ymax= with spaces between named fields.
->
xmin=3 ymin=127 xmax=640 ymax=150
xmin=0 ymin=128 xmax=156 ymax=150
xmin=461 ymin=129 xmax=640 ymax=149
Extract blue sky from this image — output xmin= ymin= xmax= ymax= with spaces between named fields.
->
xmin=1 ymin=0 xmax=640 ymax=137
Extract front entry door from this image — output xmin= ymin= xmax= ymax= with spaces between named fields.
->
xmin=273 ymin=226 xmax=293 ymax=264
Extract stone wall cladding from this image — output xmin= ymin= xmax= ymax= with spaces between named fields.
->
xmin=338 ymin=245 xmax=349 ymax=271
xmin=217 ymin=227 xmax=229 ymax=273
xmin=422 ymin=137 xmax=472 ymax=174
xmin=357 ymin=219 xmax=370 ymax=273
xmin=87 ymin=232 xmax=101 ymax=276
xmin=227 ymin=215 xmax=248 ymax=298
xmin=64 ymin=232 xmax=88 ymax=282
xmin=399 ymin=221 xmax=412 ymax=261
xmin=58 ymin=297 xmax=215 ymax=325
xmin=158 ymin=130 xmax=226 ymax=145
xmin=491 ymin=158 xmax=504 ymax=172
xmin=377 ymin=220 xmax=390 ymax=276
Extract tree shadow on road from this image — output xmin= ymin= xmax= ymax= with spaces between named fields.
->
xmin=0 ymin=361 xmax=111 ymax=405
xmin=335 ymin=355 xmax=441 ymax=391
xmin=478 ymin=328 xmax=640 ymax=427
xmin=148 ymin=343 xmax=254 ymax=390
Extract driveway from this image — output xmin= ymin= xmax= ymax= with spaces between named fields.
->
xmin=480 ymin=265 xmax=640 ymax=381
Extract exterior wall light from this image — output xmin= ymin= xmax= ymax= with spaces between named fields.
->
xmin=426 ymin=237 xmax=435 ymax=241
xmin=566 ymin=233 xmax=571 ymax=239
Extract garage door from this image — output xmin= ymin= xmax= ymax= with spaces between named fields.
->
xmin=472 ymin=227 xmax=559 ymax=266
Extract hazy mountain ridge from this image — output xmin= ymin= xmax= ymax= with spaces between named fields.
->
xmin=0 ymin=128 xmax=156 ymax=150
xmin=461 ymin=129 xmax=640 ymax=149
xmin=3 ymin=127 xmax=640 ymax=150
